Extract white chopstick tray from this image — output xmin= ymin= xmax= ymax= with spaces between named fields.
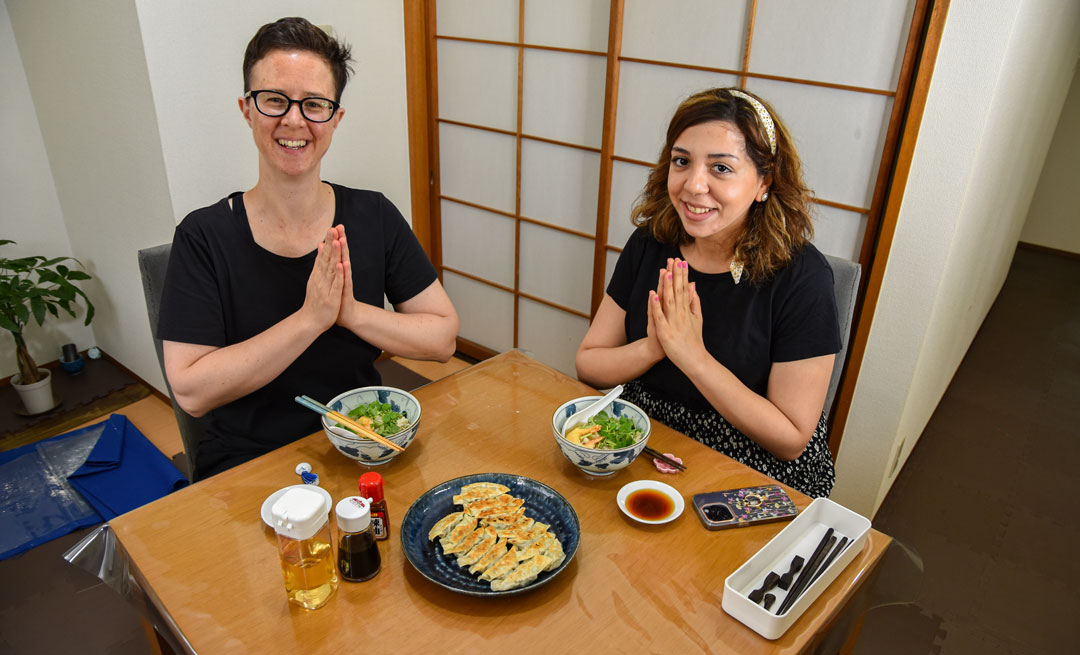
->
xmin=722 ymin=497 xmax=871 ymax=640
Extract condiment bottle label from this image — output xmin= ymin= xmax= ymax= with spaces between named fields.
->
xmin=371 ymin=512 xmax=387 ymax=539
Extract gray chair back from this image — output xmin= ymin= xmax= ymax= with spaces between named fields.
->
xmin=823 ymin=254 xmax=861 ymax=417
xmin=138 ymin=243 xmax=207 ymax=482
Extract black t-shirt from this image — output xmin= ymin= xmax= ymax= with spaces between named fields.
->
xmin=158 ymin=183 xmax=437 ymax=474
xmin=607 ymin=228 xmax=841 ymax=411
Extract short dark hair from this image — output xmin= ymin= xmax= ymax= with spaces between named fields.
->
xmin=243 ymin=17 xmax=353 ymax=101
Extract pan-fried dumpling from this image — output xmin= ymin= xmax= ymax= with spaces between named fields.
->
xmin=488 ymin=514 xmax=534 ymax=533
xmin=469 ymin=538 xmax=508 ymax=575
xmin=505 ymin=522 xmax=549 ymax=547
xmin=543 ymin=535 xmax=565 ymax=571
xmin=490 ymin=555 xmax=552 ymax=591
xmin=457 ymin=526 xmax=498 ymax=567
xmin=480 ymin=545 xmax=523 ymax=581
xmin=443 ymin=525 xmax=485 ymax=555
xmin=461 ymin=482 xmax=511 ymax=495
xmin=516 ymin=531 xmax=556 ymax=561
xmin=465 ymin=495 xmax=524 ymax=517
xmin=428 ymin=511 xmax=465 ymax=541
xmin=482 ymin=510 xmax=529 ymax=531
xmin=440 ymin=515 xmax=478 ymax=551
xmin=453 ymin=482 xmax=511 ymax=505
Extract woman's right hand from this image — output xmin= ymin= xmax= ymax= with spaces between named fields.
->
xmin=302 ymin=226 xmax=345 ymax=331
xmin=643 ymin=264 xmax=667 ymax=361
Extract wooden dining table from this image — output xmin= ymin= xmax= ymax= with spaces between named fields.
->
xmin=105 ymin=350 xmax=890 ymax=654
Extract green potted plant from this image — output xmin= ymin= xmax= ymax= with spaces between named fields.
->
xmin=1 ymin=239 xmax=95 ymax=414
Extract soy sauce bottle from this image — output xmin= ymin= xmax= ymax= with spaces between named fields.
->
xmin=359 ymin=472 xmax=389 ymax=541
xmin=335 ymin=496 xmax=381 ymax=582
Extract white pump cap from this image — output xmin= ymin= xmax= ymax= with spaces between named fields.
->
xmin=336 ymin=496 xmax=372 ymax=533
xmin=271 ymin=487 xmax=328 ymax=540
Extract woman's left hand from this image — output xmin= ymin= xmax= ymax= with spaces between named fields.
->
xmin=334 ymin=224 xmax=363 ymax=327
xmin=649 ymin=258 xmax=707 ymax=368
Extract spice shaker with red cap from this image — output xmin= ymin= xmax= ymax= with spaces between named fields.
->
xmin=358 ymin=472 xmax=389 ymax=540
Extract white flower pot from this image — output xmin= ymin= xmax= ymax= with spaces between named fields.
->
xmin=12 ymin=368 xmax=56 ymax=415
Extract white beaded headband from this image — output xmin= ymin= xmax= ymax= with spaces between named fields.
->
xmin=728 ymin=89 xmax=776 ymax=155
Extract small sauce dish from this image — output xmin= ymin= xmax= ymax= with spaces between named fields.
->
xmin=617 ymin=480 xmax=684 ymax=525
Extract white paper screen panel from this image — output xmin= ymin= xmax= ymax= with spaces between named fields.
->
xmin=614 ymin=61 xmax=739 ymax=163
xmin=439 ymin=123 xmax=516 ymax=213
xmin=812 ymin=205 xmax=868 ymax=262
xmin=608 ymin=160 xmax=649 ymax=248
xmin=441 ymin=200 xmax=516 ymax=287
xmin=517 ymin=298 xmax=591 ymax=377
xmin=443 ymin=271 xmax=515 ymax=353
xmin=436 ymin=0 xmax=518 ymax=42
xmin=437 ymin=40 xmax=518 ymax=132
xmin=522 ymin=49 xmax=607 ymax=148
xmin=518 ymin=222 xmax=593 ymax=314
xmin=748 ymin=79 xmax=891 ymax=210
xmin=523 ymin=0 xmax=609 ymax=52
xmin=621 ymin=0 xmax=747 ymax=68
xmin=520 ymin=140 xmax=600 ymax=235
xmin=752 ymin=0 xmax=916 ymax=90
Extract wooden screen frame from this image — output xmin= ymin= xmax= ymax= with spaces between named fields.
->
xmin=402 ymin=0 xmax=951 ymax=451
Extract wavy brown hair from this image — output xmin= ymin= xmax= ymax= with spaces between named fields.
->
xmin=630 ymin=87 xmax=814 ymax=283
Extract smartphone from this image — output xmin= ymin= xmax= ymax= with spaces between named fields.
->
xmin=692 ymin=485 xmax=798 ymax=530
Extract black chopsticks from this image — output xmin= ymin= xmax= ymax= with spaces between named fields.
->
xmin=772 ymin=527 xmax=850 ymax=616
xmin=642 ymin=446 xmax=686 ymax=471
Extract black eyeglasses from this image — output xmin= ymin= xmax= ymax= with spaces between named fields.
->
xmin=244 ymin=90 xmax=340 ymax=123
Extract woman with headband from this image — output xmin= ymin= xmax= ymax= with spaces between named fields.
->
xmin=576 ymin=88 xmax=840 ymax=497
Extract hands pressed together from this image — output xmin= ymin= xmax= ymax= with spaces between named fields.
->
xmin=303 ymin=224 xmax=361 ymax=332
xmin=647 ymin=257 xmax=709 ymax=370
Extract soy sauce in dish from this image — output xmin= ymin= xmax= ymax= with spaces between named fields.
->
xmin=626 ymin=488 xmax=674 ymax=520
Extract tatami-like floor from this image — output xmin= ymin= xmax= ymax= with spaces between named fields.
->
xmin=2 ymin=246 xmax=1077 ymax=654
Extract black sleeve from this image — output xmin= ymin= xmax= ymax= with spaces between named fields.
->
xmin=157 ymin=219 xmax=227 ymax=347
xmin=606 ymin=228 xmax=648 ymax=310
xmin=771 ymin=249 xmax=842 ymax=363
xmin=379 ymin=194 xmax=438 ymax=305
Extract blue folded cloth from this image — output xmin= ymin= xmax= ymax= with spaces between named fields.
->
xmin=0 ymin=414 xmax=188 ymax=559
xmin=68 ymin=414 xmax=189 ymax=521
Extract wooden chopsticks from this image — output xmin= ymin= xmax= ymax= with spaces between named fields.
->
xmin=642 ymin=446 xmax=687 ymax=471
xmin=294 ymin=395 xmax=405 ymax=452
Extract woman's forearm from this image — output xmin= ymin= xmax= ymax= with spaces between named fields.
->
xmin=164 ymin=309 xmax=327 ymax=417
xmin=677 ymin=355 xmax=827 ymax=461
xmin=575 ymin=338 xmax=664 ymax=389
xmin=340 ymin=303 xmax=458 ymax=362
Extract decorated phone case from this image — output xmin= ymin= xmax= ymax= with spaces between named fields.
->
xmin=692 ymin=485 xmax=798 ymax=530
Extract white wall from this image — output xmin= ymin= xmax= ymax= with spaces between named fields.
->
xmin=0 ymin=1 xmax=94 ymax=373
xmin=4 ymin=0 xmax=412 ymax=392
xmin=1020 ymin=63 xmax=1080 ymax=255
xmin=5 ymin=0 xmax=171 ymax=384
xmin=833 ymin=0 xmax=1080 ymax=517
xmin=134 ymin=0 xmax=412 ymax=225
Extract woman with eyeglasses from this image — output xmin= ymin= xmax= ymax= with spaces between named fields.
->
xmin=158 ymin=17 xmax=458 ymax=479
xmin=575 ymin=88 xmax=839 ymax=497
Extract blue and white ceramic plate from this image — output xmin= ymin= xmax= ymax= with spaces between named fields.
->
xmin=400 ymin=473 xmax=580 ymax=597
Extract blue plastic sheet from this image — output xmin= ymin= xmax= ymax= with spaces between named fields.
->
xmin=0 ymin=414 xmax=188 ymax=560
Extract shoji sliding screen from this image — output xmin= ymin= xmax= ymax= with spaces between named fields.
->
xmin=428 ymin=0 xmax=922 ymax=379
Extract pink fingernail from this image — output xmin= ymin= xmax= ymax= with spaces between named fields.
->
xmin=668 ymin=273 xmax=672 ymax=280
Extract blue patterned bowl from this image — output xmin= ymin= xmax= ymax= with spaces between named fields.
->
xmin=321 ymin=386 xmax=421 ymax=465
xmin=551 ymin=395 xmax=651 ymax=476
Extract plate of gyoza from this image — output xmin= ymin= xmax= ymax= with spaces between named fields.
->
xmin=400 ymin=473 xmax=581 ymax=597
